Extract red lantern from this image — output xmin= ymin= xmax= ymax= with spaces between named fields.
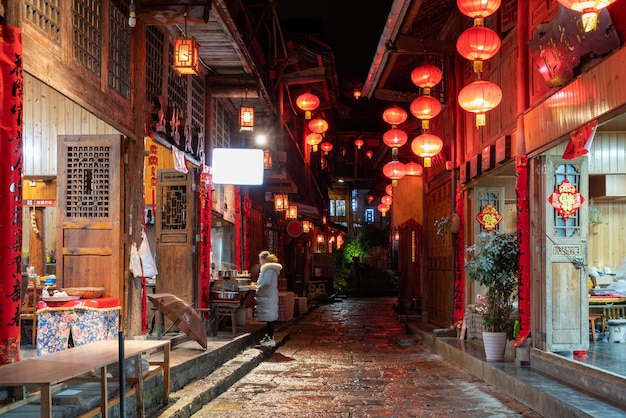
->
xmin=458 ymin=80 xmax=502 ymax=127
xmin=557 ymin=0 xmax=617 ymax=32
xmin=409 ymin=96 xmax=442 ymax=131
xmin=383 ymin=128 xmax=408 ymax=148
xmin=410 ymin=63 xmax=443 ymax=94
xmin=405 ymin=161 xmax=424 ymax=176
xmin=381 ymin=195 xmax=393 ymax=206
xmin=320 ymin=141 xmax=333 ymax=154
xmin=411 ymin=133 xmax=443 ymax=168
xmin=296 ymin=92 xmax=320 ymax=119
xmin=382 ymin=105 xmax=408 ymax=127
xmin=365 ymin=150 xmax=374 ymax=159
xmin=456 ymin=25 xmax=501 ymax=73
xmin=377 ymin=203 xmax=390 ymax=217
xmin=306 ymin=132 xmax=323 ymax=151
xmin=383 ymin=160 xmax=406 ymax=186
xmin=308 ymin=118 xmax=329 ymax=134
xmin=354 ymin=138 xmax=364 ymax=149
xmin=385 ymin=184 xmax=394 ymax=196
xmin=457 ymin=0 xmax=501 ymax=19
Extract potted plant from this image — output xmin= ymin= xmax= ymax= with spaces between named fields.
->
xmin=465 ymin=230 xmax=519 ymax=361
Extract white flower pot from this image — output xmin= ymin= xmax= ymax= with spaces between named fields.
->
xmin=482 ymin=331 xmax=507 ymax=361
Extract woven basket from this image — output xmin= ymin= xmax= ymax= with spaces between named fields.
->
xmin=62 ymin=286 xmax=105 ymax=299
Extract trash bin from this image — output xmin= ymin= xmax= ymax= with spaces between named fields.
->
xmin=607 ymin=318 xmax=626 ymax=343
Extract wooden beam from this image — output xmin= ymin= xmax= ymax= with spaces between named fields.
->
xmin=281 ymin=67 xmax=326 ymax=85
xmin=136 ymin=4 xmax=208 ymax=25
xmin=374 ymin=89 xmax=420 ymax=103
xmin=206 ymin=76 xmax=260 ymax=98
xmin=392 ymin=35 xmax=457 ymax=55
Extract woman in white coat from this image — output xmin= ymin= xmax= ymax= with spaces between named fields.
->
xmin=255 ymin=251 xmax=282 ymax=347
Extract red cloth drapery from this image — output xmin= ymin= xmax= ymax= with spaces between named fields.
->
xmin=0 ymin=26 xmax=24 ymax=364
xmin=453 ymin=188 xmax=465 ymax=326
xmin=515 ymin=156 xmax=531 ymax=346
xmin=199 ymin=165 xmax=212 ymax=309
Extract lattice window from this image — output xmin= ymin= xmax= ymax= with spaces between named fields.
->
xmin=553 ymin=164 xmax=582 ymax=238
xmin=66 ymin=145 xmax=111 ymax=218
xmin=24 ymin=0 xmax=62 ymax=44
xmin=146 ymin=26 xmax=164 ymax=103
xmin=73 ymin=0 xmax=102 ymax=76
xmin=160 ymin=185 xmax=187 ymax=230
xmin=191 ymin=76 xmax=205 ymax=128
xmin=168 ymin=43 xmax=188 ymax=113
xmin=108 ymin=0 xmax=131 ymax=98
xmin=501 ymin=0 xmax=518 ymax=33
xmin=211 ymin=99 xmax=232 ymax=148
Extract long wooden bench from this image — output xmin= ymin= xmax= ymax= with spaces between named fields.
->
xmin=0 ymin=339 xmax=170 ymax=418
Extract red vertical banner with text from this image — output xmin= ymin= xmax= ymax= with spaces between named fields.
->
xmin=243 ymin=195 xmax=250 ymax=272
xmin=235 ymin=188 xmax=242 ymax=271
xmin=0 ymin=26 xmax=23 ymax=364
xmin=453 ymin=188 xmax=465 ymax=327
xmin=515 ymin=156 xmax=531 ymax=346
xmin=199 ymin=165 xmax=212 ymax=309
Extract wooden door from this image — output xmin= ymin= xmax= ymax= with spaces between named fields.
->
xmin=544 ymin=156 xmax=589 ymax=352
xmin=56 ymin=135 xmax=123 ymax=299
xmin=155 ymin=169 xmax=198 ymax=304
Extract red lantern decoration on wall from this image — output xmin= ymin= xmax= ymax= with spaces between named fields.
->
xmin=405 ymin=161 xmax=424 ymax=176
xmin=411 ymin=133 xmax=443 ymax=168
xmin=383 ymin=160 xmax=406 ymax=186
xmin=377 ymin=203 xmax=390 ymax=217
xmin=296 ymin=92 xmax=320 ymax=119
xmin=382 ymin=105 xmax=408 ymax=127
xmin=383 ymin=128 xmax=408 ymax=148
xmin=410 ymin=63 xmax=443 ymax=94
xmin=456 ymin=25 xmax=501 ymax=73
xmin=320 ymin=141 xmax=333 ymax=154
xmin=354 ymin=138 xmax=364 ymax=149
xmin=410 ymin=95 xmax=442 ymax=131
xmin=306 ymin=132 xmax=323 ymax=151
xmin=458 ymin=80 xmax=502 ymax=127
xmin=308 ymin=118 xmax=329 ymax=134
xmin=557 ymin=0 xmax=617 ymax=32
xmin=457 ymin=0 xmax=502 ymax=20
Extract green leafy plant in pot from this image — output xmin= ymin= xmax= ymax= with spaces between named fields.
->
xmin=465 ymin=230 xmax=519 ymax=360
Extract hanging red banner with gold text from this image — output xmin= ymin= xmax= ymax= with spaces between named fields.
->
xmin=475 ymin=203 xmax=502 ymax=232
xmin=547 ymin=178 xmax=585 ymax=220
xmin=562 ymin=120 xmax=597 ymax=160
xmin=0 ymin=26 xmax=24 ymax=365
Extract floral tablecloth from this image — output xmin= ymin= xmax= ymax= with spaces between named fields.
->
xmin=36 ymin=297 xmax=121 ymax=356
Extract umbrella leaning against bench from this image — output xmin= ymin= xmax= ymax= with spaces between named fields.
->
xmin=147 ymin=293 xmax=207 ymax=349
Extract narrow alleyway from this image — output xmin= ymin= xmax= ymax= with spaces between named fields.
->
xmin=192 ymin=297 xmax=542 ymax=417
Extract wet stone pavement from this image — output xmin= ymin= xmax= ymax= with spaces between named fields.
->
xmin=192 ymin=297 xmax=542 ymax=418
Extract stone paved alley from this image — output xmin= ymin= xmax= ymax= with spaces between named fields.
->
xmin=191 ymin=297 xmax=542 ymax=417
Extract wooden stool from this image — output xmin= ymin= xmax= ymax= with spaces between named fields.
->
xmin=215 ymin=305 xmax=237 ymax=337
xmin=589 ymin=313 xmax=602 ymax=344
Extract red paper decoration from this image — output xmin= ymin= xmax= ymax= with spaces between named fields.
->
xmin=548 ymin=178 xmax=585 ymax=220
xmin=475 ymin=203 xmax=503 ymax=231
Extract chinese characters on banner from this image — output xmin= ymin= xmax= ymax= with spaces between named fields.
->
xmin=453 ymin=189 xmax=465 ymax=328
xmin=548 ymin=178 xmax=584 ymax=220
xmin=0 ymin=26 xmax=23 ymax=364
xmin=199 ymin=165 xmax=212 ymax=309
xmin=562 ymin=120 xmax=597 ymax=160
xmin=515 ymin=156 xmax=531 ymax=346
xmin=476 ymin=204 xmax=503 ymax=232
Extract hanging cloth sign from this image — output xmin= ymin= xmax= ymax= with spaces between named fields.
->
xmin=562 ymin=120 xmax=598 ymax=160
xmin=548 ymin=178 xmax=585 ymax=220
xmin=475 ymin=204 xmax=503 ymax=232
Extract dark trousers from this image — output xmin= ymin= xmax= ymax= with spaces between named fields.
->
xmin=266 ymin=321 xmax=275 ymax=338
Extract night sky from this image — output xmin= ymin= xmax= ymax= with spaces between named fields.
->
xmin=277 ymin=0 xmax=393 ymax=81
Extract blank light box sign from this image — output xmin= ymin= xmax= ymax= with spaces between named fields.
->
xmin=211 ymin=148 xmax=264 ymax=185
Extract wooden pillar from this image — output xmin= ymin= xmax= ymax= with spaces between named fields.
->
xmin=28 ymin=207 xmax=45 ymax=275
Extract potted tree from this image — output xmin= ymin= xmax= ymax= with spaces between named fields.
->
xmin=465 ymin=230 xmax=519 ymax=361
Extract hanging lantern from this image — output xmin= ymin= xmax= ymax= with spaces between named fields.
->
xmin=383 ymin=160 xmax=406 ymax=186
xmin=308 ymin=118 xmax=329 ymax=134
xmin=365 ymin=150 xmax=374 ymax=159
xmin=456 ymin=25 xmax=501 ymax=73
xmin=354 ymin=138 xmax=364 ymax=149
xmin=409 ymin=96 xmax=442 ymax=131
xmin=457 ymin=0 xmax=502 ymax=21
xmin=274 ymin=194 xmax=289 ymax=211
xmin=306 ymin=132 xmax=323 ymax=151
xmin=174 ymin=37 xmax=200 ymax=76
xmin=385 ymin=184 xmax=394 ymax=196
xmin=353 ymin=89 xmax=362 ymax=99
xmin=382 ymin=105 xmax=408 ymax=127
xmin=296 ymin=92 xmax=320 ymax=119
xmin=367 ymin=194 xmax=375 ymax=203
xmin=239 ymin=105 xmax=254 ymax=131
xmin=263 ymin=149 xmax=273 ymax=169
xmin=285 ymin=205 xmax=298 ymax=220
xmin=410 ymin=63 xmax=443 ymax=94
xmin=405 ymin=161 xmax=424 ymax=176
xmin=377 ymin=203 xmax=390 ymax=217
xmin=302 ymin=220 xmax=312 ymax=233
xmin=383 ymin=128 xmax=408 ymax=148
xmin=381 ymin=195 xmax=393 ymax=206
xmin=557 ymin=0 xmax=616 ymax=32
xmin=320 ymin=141 xmax=333 ymax=154
xmin=458 ymin=80 xmax=502 ymax=127
xmin=411 ymin=133 xmax=443 ymax=168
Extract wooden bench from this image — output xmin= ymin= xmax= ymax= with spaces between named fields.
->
xmin=0 ymin=339 xmax=170 ymax=418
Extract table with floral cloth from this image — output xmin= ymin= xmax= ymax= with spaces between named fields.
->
xmin=35 ymin=297 xmax=121 ymax=356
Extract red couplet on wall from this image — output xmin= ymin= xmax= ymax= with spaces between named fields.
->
xmin=0 ymin=26 xmax=24 ymax=364
xmin=515 ymin=156 xmax=531 ymax=347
